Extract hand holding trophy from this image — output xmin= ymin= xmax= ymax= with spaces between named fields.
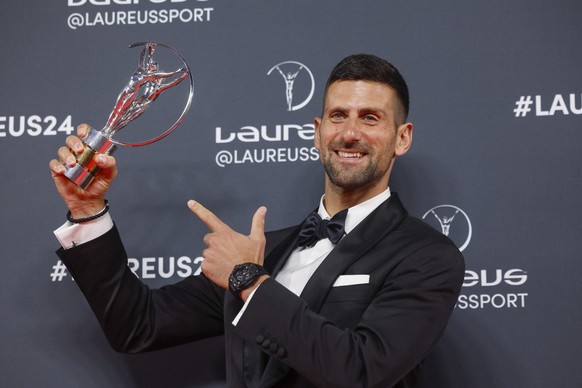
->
xmin=63 ymin=42 xmax=194 ymax=189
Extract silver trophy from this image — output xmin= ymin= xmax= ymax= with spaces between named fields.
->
xmin=64 ymin=42 xmax=194 ymax=189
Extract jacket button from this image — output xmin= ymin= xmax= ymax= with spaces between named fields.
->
xmin=255 ymin=335 xmax=265 ymax=344
xmin=276 ymin=347 xmax=286 ymax=358
xmin=269 ymin=343 xmax=278 ymax=353
xmin=261 ymin=339 xmax=271 ymax=349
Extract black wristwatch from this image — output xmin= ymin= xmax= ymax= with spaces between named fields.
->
xmin=229 ymin=263 xmax=268 ymax=296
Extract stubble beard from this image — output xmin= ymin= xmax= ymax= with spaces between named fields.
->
xmin=320 ymin=143 xmax=388 ymax=191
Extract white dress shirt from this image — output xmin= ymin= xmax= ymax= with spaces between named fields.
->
xmin=275 ymin=187 xmax=391 ymax=296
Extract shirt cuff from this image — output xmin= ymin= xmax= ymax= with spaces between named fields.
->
xmin=231 ymin=285 xmax=261 ymax=327
xmin=54 ymin=212 xmax=114 ymax=249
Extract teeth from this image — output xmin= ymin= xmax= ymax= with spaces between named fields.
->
xmin=338 ymin=151 xmax=363 ymax=158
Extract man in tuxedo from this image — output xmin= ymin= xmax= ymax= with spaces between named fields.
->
xmin=49 ymin=54 xmax=464 ymax=387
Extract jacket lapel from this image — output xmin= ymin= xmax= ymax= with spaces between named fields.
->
xmin=299 ymin=194 xmax=407 ymax=313
xmin=250 ymin=195 xmax=407 ymax=387
xmin=263 ymin=225 xmax=301 ymax=277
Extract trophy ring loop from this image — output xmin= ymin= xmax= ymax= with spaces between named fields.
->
xmin=110 ymin=41 xmax=194 ymax=148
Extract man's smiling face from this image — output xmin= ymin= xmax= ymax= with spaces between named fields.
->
xmin=315 ymin=80 xmax=412 ymax=196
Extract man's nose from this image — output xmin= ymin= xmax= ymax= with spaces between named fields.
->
xmin=341 ymin=120 xmax=362 ymax=143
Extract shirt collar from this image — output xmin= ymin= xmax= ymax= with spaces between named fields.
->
xmin=317 ymin=187 xmax=391 ymax=234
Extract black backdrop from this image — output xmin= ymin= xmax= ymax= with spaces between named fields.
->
xmin=1 ymin=1 xmax=581 ymax=387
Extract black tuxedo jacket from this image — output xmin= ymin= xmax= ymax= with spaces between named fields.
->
xmin=58 ymin=194 xmax=464 ymax=388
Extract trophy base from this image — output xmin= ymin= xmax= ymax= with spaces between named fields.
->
xmin=65 ymin=163 xmax=99 ymax=190
xmin=64 ymin=127 xmax=117 ymax=190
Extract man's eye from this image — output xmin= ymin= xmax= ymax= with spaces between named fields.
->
xmin=363 ymin=115 xmax=378 ymax=122
xmin=330 ymin=112 xmax=345 ymax=119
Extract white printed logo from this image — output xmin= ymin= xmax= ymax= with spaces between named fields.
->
xmin=422 ymin=205 xmax=472 ymax=252
xmin=267 ymin=61 xmax=315 ymax=111
xmin=513 ymin=93 xmax=582 ymax=117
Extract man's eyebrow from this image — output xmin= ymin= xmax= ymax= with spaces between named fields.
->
xmin=325 ymin=106 xmax=348 ymax=114
xmin=324 ymin=106 xmax=389 ymax=118
xmin=358 ymin=107 xmax=388 ymax=116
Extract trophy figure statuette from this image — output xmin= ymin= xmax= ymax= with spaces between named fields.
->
xmin=64 ymin=42 xmax=194 ymax=189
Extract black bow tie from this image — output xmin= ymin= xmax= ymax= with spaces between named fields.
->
xmin=297 ymin=209 xmax=348 ymax=248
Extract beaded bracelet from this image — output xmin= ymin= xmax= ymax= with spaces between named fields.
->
xmin=66 ymin=200 xmax=109 ymax=224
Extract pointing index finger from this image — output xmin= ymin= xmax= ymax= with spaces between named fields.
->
xmin=187 ymin=200 xmax=228 ymax=232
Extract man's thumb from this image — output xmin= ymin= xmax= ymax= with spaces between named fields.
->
xmin=250 ymin=206 xmax=267 ymax=238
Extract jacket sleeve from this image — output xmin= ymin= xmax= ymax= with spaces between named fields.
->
xmin=232 ymin=240 xmax=464 ymax=387
xmin=57 ymin=225 xmax=225 ymax=353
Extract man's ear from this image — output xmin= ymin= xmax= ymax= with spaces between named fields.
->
xmin=314 ymin=116 xmax=322 ymax=150
xmin=394 ymin=122 xmax=413 ymax=157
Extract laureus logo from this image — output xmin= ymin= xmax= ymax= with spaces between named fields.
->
xmin=267 ymin=61 xmax=315 ymax=111
xmin=422 ymin=205 xmax=472 ymax=252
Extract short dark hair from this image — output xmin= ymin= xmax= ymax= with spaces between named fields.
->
xmin=323 ymin=54 xmax=410 ymax=123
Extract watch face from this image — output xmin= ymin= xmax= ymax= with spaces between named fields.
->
xmin=229 ymin=263 xmax=266 ymax=295
xmin=233 ymin=264 xmax=256 ymax=284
